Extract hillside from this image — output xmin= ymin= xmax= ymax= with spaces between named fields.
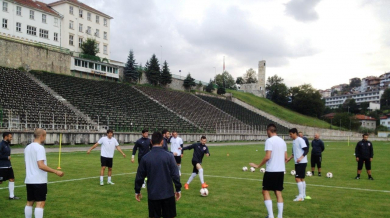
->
xmin=227 ymin=90 xmax=339 ymax=129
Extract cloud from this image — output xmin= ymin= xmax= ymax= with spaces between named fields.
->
xmin=285 ymin=0 xmax=321 ymax=22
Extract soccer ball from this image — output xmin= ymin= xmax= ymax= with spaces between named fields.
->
xmin=250 ymin=167 xmax=256 ymax=172
xmin=242 ymin=166 xmax=248 ymax=171
xmin=200 ymin=188 xmax=209 ymax=197
xmin=260 ymin=168 xmax=266 ymax=173
xmin=326 ymin=172 xmax=333 ymax=178
xmin=291 ymin=170 xmax=296 ymax=176
xmin=306 ymin=171 xmax=312 ymax=177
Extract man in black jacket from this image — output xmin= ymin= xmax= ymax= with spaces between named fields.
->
xmin=162 ymin=129 xmax=171 ymax=151
xmin=132 ymin=129 xmax=152 ymax=188
xmin=135 ymin=132 xmax=181 ymax=218
xmin=0 ymin=132 xmax=20 ymax=200
xmin=311 ymin=133 xmax=325 ymax=176
xmin=355 ymin=134 xmax=374 ymax=180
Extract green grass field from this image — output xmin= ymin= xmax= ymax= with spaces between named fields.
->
xmin=1 ymin=141 xmax=389 ymax=218
xmin=227 ymin=90 xmax=341 ymax=130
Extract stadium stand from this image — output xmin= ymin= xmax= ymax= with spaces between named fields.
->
xmin=31 ymin=71 xmax=199 ymax=132
xmin=136 ymin=86 xmax=250 ymax=132
xmin=0 ymin=66 xmax=89 ymax=130
xmin=197 ymin=94 xmax=289 ymax=134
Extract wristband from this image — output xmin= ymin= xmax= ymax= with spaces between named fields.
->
xmin=132 ymin=155 xmax=135 ymax=159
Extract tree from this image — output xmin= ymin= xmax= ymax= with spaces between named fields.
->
xmin=205 ymin=79 xmax=216 ymax=93
xmin=342 ymin=99 xmax=359 ymax=114
xmin=380 ymin=88 xmax=390 ymax=109
xmin=243 ymin=68 xmax=258 ymax=83
xmin=349 ymin=78 xmax=361 ymax=88
xmin=265 ymin=75 xmax=289 ymax=106
xmin=217 ymin=87 xmax=226 ymax=95
xmin=215 ymin=71 xmax=235 ymax=89
xmin=160 ymin=61 xmax=172 ymax=86
xmin=145 ymin=54 xmax=160 ymax=86
xmin=289 ymin=84 xmax=325 ymax=118
xmin=236 ymin=77 xmax=244 ymax=85
xmin=80 ymin=38 xmax=99 ymax=56
xmin=183 ymin=73 xmax=196 ymax=90
xmin=332 ymin=113 xmax=361 ymax=130
xmin=360 ymin=102 xmax=369 ymax=114
xmin=123 ymin=50 xmax=138 ymax=83
xmin=196 ymin=81 xmax=203 ymax=90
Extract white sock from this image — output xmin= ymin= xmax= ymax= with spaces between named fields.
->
xmin=187 ymin=173 xmax=197 ymax=184
xmin=108 ymin=176 xmax=111 ymax=182
xmin=9 ymin=181 xmax=15 ymax=198
xmin=178 ymin=165 xmax=181 ymax=174
xmin=199 ymin=168 xmax=205 ymax=184
xmin=34 ymin=208 xmax=44 ymax=218
xmin=25 ymin=206 xmax=33 ymax=218
xmin=277 ymin=202 xmax=283 ymax=218
xmin=100 ymin=176 xmax=103 ymax=182
xmin=297 ymin=182 xmax=303 ymax=198
xmin=302 ymin=181 xmax=306 ymax=197
xmin=264 ymin=200 xmax=274 ymax=218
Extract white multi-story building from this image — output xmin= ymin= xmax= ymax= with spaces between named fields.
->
xmin=324 ymin=90 xmax=383 ymax=109
xmin=48 ymin=0 xmax=112 ymax=59
xmin=0 ymin=0 xmax=62 ymax=46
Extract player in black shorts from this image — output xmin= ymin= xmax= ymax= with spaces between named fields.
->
xmin=355 ymin=134 xmax=374 ymax=180
xmin=311 ymin=133 xmax=324 ymax=176
xmin=0 ymin=132 xmax=20 ymax=200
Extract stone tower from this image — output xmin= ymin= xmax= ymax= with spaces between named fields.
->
xmin=258 ymin=60 xmax=266 ymax=97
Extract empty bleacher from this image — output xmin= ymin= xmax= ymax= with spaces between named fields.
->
xmin=197 ymin=94 xmax=289 ymax=134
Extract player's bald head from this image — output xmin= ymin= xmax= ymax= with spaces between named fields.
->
xmin=314 ymin=133 xmax=320 ymax=139
xmin=34 ymin=128 xmax=46 ymax=139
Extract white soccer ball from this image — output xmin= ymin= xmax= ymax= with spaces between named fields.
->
xmin=291 ymin=170 xmax=296 ymax=176
xmin=326 ymin=172 xmax=333 ymax=178
xmin=250 ymin=167 xmax=256 ymax=172
xmin=200 ymin=188 xmax=209 ymax=197
xmin=242 ymin=166 xmax=248 ymax=171
xmin=260 ymin=168 xmax=266 ymax=173
xmin=306 ymin=171 xmax=312 ymax=177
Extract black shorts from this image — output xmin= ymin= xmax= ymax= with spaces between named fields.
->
xmin=0 ymin=167 xmax=14 ymax=181
xmin=295 ymin=163 xmax=307 ymax=179
xmin=148 ymin=196 xmax=176 ymax=218
xmin=192 ymin=161 xmax=201 ymax=174
xmin=311 ymin=154 xmax=322 ymax=168
xmin=26 ymin=184 xmax=47 ymax=202
xmin=357 ymin=158 xmax=371 ymax=170
xmin=174 ymin=156 xmax=182 ymax=164
xmin=101 ymin=156 xmax=113 ymax=168
xmin=262 ymin=172 xmax=284 ymax=191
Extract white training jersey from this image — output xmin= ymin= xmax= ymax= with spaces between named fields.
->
xmin=264 ymin=136 xmax=287 ymax=172
xmin=292 ymin=137 xmax=308 ymax=164
xmin=24 ymin=142 xmax=48 ymax=184
xmin=98 ymin=136 xmax=119 ymax=158
xmin=170 ymin=137 xmax=183 ymax=156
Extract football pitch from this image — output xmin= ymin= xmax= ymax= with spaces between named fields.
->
xmin=1 ymin=141 xmax=389 ymax=218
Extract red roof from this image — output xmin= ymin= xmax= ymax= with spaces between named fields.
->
xmin=323 ymin=113 xmax=336 ymax=119
xmin=11 ymin=0 xmax=61 ymax=17
xmin=48 ymin=0 xmax=113 ymax=19
xmin=355 ymin=114 xmax=376 ymax=121
xmin=380 ymin=116 xmax=388 ymax=119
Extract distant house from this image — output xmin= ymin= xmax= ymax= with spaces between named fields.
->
xmin=323 ymin=113 xmax=336 ymax=120
xmin=355 ymin=114 xmax=376 ymax=129
xmin=380 ymin=114 xmax=390 ymax=129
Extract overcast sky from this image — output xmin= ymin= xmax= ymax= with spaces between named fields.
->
xmin=42 ymin=0 xmax=390 ymax=90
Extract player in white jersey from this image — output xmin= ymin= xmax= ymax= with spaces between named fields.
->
xmin=170 ymin=131 xmax=184 ymax=176
xmin=250 ymin=124 xmax=287 ymax=218
xmin=24 ymin=129 xmax=64 ymax=218
xmin=87 ymin=129 xmax=126 ymax=185
xmin=286 ymin=128 xmax=310 ymax=201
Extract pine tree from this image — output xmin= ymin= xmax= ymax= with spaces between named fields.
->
xmin=183 ymin=73 xmax=196 ymax=90
xmin=205 ymin=79 xmax=215 ymax=93
xmin=160 ymin=61 xmax=172 ymax=86
xmin=145 ymin=54 xmax=160 ymax=86
xmin=217 ymin=87 xmax=226 ymax=95
xmin=124 ymin=50 xmax=138 ymax=83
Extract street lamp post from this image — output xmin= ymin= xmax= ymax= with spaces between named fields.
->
xmin=213 ymin=67 xmax=216 ymax=83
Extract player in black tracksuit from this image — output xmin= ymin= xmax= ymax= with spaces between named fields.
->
xmin=355 ymin=134 xmax=374 ymax=180
xmin=132 ymin=129 xmax=152 ymax=188
xmin=311 ymin=134 xmax=325 ymax=176
xmin=0 ymin=132 xmax=20 ymax=199
xmin=162 ymin=129 xmax=172 ymax=151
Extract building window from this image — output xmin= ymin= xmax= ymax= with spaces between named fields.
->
xmin=79 ymin=9 xmax=83 ymax=18
xmin=42 ymin=14 xmax=47 ymax=23
xmin=87 ymin=12 xmax=91 ymax=21
xmin=96 ymin=15 xmax=99 ymax=23
xmin=2 ymin=19 xmax=7 ymax=29
xmin=103 ymin=45 xmax=107 ymax=54
xmin=87 ymin=26 xmax=91 ymax=34
xmin=30 ymin=10 xmax=34 ymax=19
xmin=96 ymin=43 xmax=99 ymax=52
xmin=79 ymin=23 xmax=83 ymax=32
xmin=69 ymin=6 xmax=73 ymax=14
xmin=69 ymin=20 xmax=73 ymax=29
xmin=54 ymin=32 xmax=58 ymax=41
xmin=104 ymin=18 xmax=107 ymax=26
xmin=39 ymin=29 xmax=49 ymax=39
xmin=2 ymin=2 xmax=8 ymax=12
xmin=54 ymin=18 xmax=58 ymax=27
xmin=95 ymin=29 xmax=99 ymax=37
xmin=69 ymin=35 xmax=74 ymax=45
xmin=104 ymin=32 xmax=107 ymax=40
xmin=27 ymin=25 xmax=37 ymax=36
xmin=16 ymin=22 xmax=21 ymax=32
xmin=79 ymin=37 xmax=83 ymax=47
xmin=16 ymin=6 xmax=21 ymax=16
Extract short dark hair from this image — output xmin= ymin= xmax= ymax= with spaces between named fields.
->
xmin=3 ymin=132 xmax=12 ymax=138
xmin=362 ymin=133 xmax=369 ymax=137
xmin=152 ymin=132 xmax=163 ymax=145
xmin=267 ymin=124 xmax=277 ymax=133
xmin=289 ymin=128 xmax=298 ymax=134
xmin=142 ymin=129 xmax=149 ymax=134
xmin=201 ymin=136 xmax=207 ymax=140
xmin=172 ymin=130 xmax=177 ymax=134
xmin=107 ymin=129 xmax=114 ymax=134
xmin=162 ymin=129 xmax=168 ymax=135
